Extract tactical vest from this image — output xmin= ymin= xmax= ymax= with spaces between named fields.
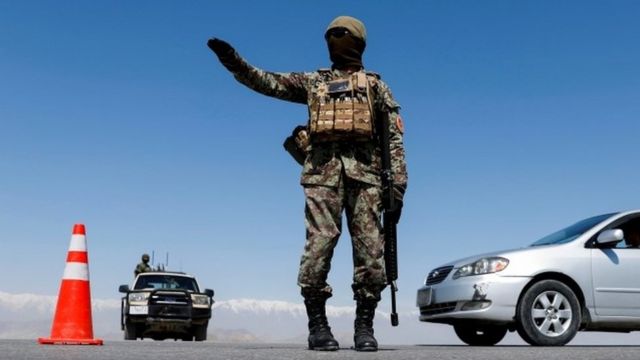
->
xmin=308 ymin=71 xmax=376 ymax=142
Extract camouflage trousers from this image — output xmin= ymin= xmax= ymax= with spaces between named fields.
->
xmin=298 ymin=175 xmax=386 ymax=302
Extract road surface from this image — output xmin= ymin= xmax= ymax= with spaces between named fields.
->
xmin=1 ymin=340 xmax=639 ymax=360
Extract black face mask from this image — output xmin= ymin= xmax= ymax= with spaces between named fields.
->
xmin=326 ymin=33 xmax=365 ymax=70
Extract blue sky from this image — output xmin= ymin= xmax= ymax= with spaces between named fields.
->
xmin=1 ymin=0 xmax=639 ymax=319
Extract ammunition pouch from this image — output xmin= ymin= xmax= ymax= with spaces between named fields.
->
xmin=308 ymin=71 xmax=375 ymax=143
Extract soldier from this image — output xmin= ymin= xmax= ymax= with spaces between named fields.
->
xmin=134 ymin=253 xmax=152 ymax=276
xmin=207 ymin=15 xmax=407 ymax=352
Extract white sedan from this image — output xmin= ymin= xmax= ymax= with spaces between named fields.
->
xmin=417 ymin=210 xmax=640 ymax=346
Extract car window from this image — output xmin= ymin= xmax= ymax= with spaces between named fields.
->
xmin=613 ymin=240 xmax=638 ymax=249
xmin=134 ymin=275 xmax=199 ymax=292
xmin=614 ymin=218 xmax=640 ymax=249
xmin=530 ymin=213 xmax=616 ymax=247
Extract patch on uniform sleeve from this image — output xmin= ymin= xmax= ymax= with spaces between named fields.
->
xmin=395 ymin=115 xmax=405 ymax=134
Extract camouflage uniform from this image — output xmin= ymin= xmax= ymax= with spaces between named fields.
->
xmin=134 ymin=254 xmax=152 ymax=276
xmin=216 ymin=53 xmax=408 ymax=302
xmin=134 ymin=262 xmax=151 ymax=276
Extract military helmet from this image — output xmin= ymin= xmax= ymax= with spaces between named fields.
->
xmin=325 ymin=16 xmax=366 ymax=43
xmin=142 ymin=253 xmax=150 ymax=262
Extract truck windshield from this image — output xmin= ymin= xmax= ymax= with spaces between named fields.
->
xmin=134 ymin=274 xmax=200 ymax=292
xmin=530 ymin=213 xmax=616 ymax=246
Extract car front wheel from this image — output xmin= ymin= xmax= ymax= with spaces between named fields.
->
xmin=194 ymin=322 xmax=208 ymax=341
xmin=453 ymin=323 xmax=507 ymax=346
xmin=124 ymin=321 xmax=137 ymax=340
xmin=516 ymin=279 xmax=581 ymax=346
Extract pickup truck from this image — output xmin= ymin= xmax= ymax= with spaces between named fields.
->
xmin=119 ymin=271 xmax=214 ymax=341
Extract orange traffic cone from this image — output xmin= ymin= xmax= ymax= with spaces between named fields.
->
xmin=38 ymin=224 xmax=103 ymax=345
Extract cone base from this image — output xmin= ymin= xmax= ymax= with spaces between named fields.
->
xmin=38 ymin=337 xmax=103 ymax=345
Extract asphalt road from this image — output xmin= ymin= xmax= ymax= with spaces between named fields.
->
xmin=2 ymin=340 xmax=640 ymax=360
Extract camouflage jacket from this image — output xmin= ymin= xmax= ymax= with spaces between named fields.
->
xmin=134 ymin=262 xmax=152 ymax=276
xmin=219 ymin=51 xmax=408 ymax=188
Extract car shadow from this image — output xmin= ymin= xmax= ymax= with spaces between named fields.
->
xmin=599 ymin=248 xmax=620 ymax=264
xmin=415 ymin=344 xmax=640 ymax=348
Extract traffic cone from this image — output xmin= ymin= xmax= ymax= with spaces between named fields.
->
xmin=38 ymin=224 xmax=103 ymax=345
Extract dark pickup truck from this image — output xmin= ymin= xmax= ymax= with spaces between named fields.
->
xmin=119 ymin=272 xmax=214 ymax=341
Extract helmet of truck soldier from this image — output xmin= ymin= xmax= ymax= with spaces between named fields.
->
xmin=142 ymin=253 xmax=150 ymax=263
xmin=324 ymin=16 xmax=366 ymax=69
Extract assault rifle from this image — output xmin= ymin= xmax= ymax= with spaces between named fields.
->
xmin=380 ymin=111 xmax=400 ymax=327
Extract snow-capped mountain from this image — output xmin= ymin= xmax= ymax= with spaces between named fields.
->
xmin=0 ymin=291 xmax=452 ymax=344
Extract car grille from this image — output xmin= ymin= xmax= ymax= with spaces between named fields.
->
xmin=426 ymin=266 xmax=454 ymax=285
xmin=148 ymin=291 xmax=191 ymax=318
xmin=420 ymin=302 xmax=457 ymax=316
xmin=150 ymin=291 xmax=190 ymax=305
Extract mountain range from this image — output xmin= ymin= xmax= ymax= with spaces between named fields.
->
xmin=0 ymin=291 xmax=454 ymax=345
xmin=3 ymin=291 xmax=640 ymax=345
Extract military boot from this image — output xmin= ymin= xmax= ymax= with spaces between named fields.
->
xmin=354 ymin=300 xmax=378 ymax=352
xmin=304 ymin=297 xmax=339 ymax=351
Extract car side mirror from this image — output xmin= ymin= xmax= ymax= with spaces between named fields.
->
xmin=119 ymin=284 xmax=130 ymax=293
xmin=596 ymin=229 xmax=624 ymax=245
xmin=204 ymin=288 xmax=214 ymax=298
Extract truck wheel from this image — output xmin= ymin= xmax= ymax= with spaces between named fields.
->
xmin=194 ymin=323 xmax=208 ymax=341
xmin=516 ymin=279 xmax=581 ymax=346
xmin=124 ymin=321 xmax=137 ymax=340
xmin=453 ymin=323 xmax=507 ymax=346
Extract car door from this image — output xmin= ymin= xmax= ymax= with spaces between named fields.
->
xmin=592 ymin=245 xmax=640 ymax=316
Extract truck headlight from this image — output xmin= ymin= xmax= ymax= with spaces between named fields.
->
xmin=452 ymin=257 xmax=509 ymax=279
xmin=191 ymin=294 xmax=211 ymax=308
xmin=128 ymin=292 xmax=150 ymax=304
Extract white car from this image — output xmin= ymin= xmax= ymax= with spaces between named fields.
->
xmin=417 ymin=210 xmax=640 ymax=346
xmin=119 ymin=272 xmax=214 ymax=341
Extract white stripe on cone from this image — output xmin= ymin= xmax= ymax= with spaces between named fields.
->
xmin=69 ymin=235 xmax=88 ymax=251
xmin=62 ymin=262 xmax=90 ymax=281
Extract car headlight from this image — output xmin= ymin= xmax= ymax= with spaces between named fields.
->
xmin=191 ymin=294 xmax=211 ymax=308
xmin=128 ymin=292 xmax=150 ymax=304
xmin=452 ymin=257 xmax=509 ymax=279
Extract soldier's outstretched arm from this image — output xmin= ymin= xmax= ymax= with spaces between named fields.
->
xmin=207 ymin=38 xmax=310 ymax=104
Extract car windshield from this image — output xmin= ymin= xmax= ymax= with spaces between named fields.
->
xmin=134 ymin=274 xmax=199 ymax=292
xmin=530 ymin=213 xmax=616 ymax=246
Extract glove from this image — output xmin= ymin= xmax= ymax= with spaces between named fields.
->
xmin=393 ymin=184 xmax=406 ymax=204
xmin=293 ymin=125 xmax=310 ymax=152
xmin=387 ymin=201 xmax=402 ymax=224
xmin=283 ymin=125 xmax=309 ymax=166
xmin=207 ymin=38 xmax=243 ymax=73
xmin=386 ymin=184 xmax=406 ymax=224
xmin=207 ymin=38 xmax=234 ymax=58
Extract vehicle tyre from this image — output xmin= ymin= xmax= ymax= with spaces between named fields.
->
xmin=124 ymin=321 xmax=137 ymax=340
xmin=194 ymin=323 xmax=208 ymax=341
xmin=453 ymin=323 xmax=507 ymax=346
xmin=182 ymin=334 xmax=194 ymax=341
xmin=516 ymin=279 xmax=581 ymax=346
